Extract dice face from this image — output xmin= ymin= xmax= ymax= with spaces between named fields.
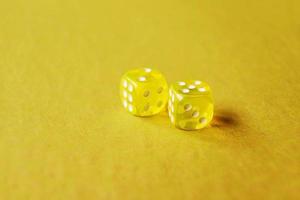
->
xmin=168 ymin=80 xmax=214 ymax=130
xmin=120 ymin=68 xmax=168 ymax=116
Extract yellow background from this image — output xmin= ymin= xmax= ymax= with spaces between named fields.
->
xmin=0 ymin=0 xmax=299 ymax=199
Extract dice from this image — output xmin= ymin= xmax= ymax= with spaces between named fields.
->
xmin=120 ymin=68 xmax=168 ymax=116
xmin=168 ymin=80 xmax=214 ymax=130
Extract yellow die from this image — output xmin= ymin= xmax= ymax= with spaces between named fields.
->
xmin=168 ymin=80 xmax=214 ymax=130
xmin=120 ymin=68 xmax=168 ymax=116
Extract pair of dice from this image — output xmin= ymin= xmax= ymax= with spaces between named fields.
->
xmin=120 ymin=68 xmax=214 ymax=130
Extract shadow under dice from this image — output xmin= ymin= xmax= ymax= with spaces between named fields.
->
xmin=120 ymin=68 xmax=168 ymax=116
xmin=168 ymin=80 xmax=214 ymax=130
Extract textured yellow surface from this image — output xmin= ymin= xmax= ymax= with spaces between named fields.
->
xmin=0 ymin=0 xmax=299 ymax=199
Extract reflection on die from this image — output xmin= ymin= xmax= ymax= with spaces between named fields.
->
xmin=120 ymin=68 xmax=168 ymax=117
xmin=168 ymin=80 xmax=214 ymax=130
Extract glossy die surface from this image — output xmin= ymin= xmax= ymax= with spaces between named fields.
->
xmin=120 ymin=68 xmax=168 ymax=116
xmin=168 ymin=80 xmax=213 ymax=130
